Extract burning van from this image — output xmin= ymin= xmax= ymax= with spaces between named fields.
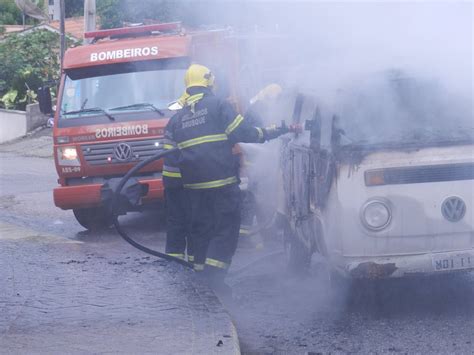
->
xmin=282 ymin=71 xmax=474 ymax=279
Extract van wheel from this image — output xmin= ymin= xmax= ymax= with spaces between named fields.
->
xmin=73 ymin=207 xmax=113 ymax=230
xmin=284 ymin=225 xmax=311 ymax=273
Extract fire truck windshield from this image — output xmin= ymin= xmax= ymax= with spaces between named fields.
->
xmin=59 ymin=67 xmax=186 ymax=121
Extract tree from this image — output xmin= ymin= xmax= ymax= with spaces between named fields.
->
xmin=0 ymin=29 xmax=61 ymax=110
xmin=95 ymin=0 xmax=243 ymax=30
xmin=97 ymin=0 xmax=122 ymax=29
xmin=97 ymin=0 xmax=177 ymax=29
xmin=65 ymin=0 xmax=84 ymax=18
xmin=0 ymin=0 xmax=23 ymax=25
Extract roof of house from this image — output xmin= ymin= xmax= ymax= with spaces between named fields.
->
xmin=1 ymin=17 xmax=88 ymax=42
xmin=2 ymin=25 xmax=33 ymax=34
xmin=49 ymin=16 xmax=85 ymax=40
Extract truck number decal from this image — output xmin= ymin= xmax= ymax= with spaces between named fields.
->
xmin=62 ymin=167 xmax=81 ymax=173
xmin=90 ymin=46 xmax=159 ymax=62
xmin=95 ymin=125 xmax=149 ymax=138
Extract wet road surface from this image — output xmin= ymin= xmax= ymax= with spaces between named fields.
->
xmin=227 ymin=248 xmax=474 ymax=354
xmin=1 ymin=129 xmax=473 ymax=354
xmin=0 ymin=132 xmax=239 ymax=354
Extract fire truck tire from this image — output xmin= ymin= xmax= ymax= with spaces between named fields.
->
xmin=284 ymin=225 xmax=311 ymax=273
xmin=73 ymin=207 xmax=113 ymax=230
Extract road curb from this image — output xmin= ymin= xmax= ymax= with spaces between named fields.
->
xmin=166 ymin=263 xmax=241 ymax=354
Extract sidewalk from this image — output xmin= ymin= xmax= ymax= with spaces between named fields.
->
xmin=0 ymin=126 xmax=53 ymax=158
xmin=0 ymin=222 xmax=240 ymax=354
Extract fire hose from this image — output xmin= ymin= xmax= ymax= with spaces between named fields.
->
xmin=111 ymin=147 xmax=282 ymax=272
xmin=111 ymin=122 xmax=303 ymax=271
xmin=111 ymin=148 xmax=193 ymax=269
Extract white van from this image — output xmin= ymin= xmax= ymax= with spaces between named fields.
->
xmin=282 ymin=72 xmax=473 ymax=279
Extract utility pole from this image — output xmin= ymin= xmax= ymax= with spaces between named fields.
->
xmin=59 ymin=0 xmax=66 ymax=72
xmin=84 ymin=0 xmax=97 ymax=45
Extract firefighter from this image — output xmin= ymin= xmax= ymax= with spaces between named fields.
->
xmin=164 ymin=64 xmax=289 ymax=291
xmin=163 ymin=136 xmax=193 ymax=263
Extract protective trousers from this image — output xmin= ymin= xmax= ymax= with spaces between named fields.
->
xmin=188 ymin=184 xmax=241 ymax=280
xmin=165 ymin=187 xmax=192 ymax=262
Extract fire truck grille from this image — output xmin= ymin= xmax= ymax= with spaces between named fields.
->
xmin=81 ymin=138 xmax=164 ymax=165
xmin=365 ymin=163 xmax=474 ymax=186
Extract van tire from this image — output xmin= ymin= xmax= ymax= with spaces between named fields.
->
xmin=284 ymin=225 xmax=312 ymax=273
xmin=73 ymin=207 xmax=113 ymax=231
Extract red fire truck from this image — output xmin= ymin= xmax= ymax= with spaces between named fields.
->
xmin=40 ymin=22 xmax=258 ymax=229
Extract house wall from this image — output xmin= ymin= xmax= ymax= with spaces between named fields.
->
xmin=0 ymin=104 xmax=49 ymax=144
xmin=0 ymin=109 xmax=27 ymax=143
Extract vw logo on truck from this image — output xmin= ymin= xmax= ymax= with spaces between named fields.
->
xmin=114 ymin=143 xmax=133 ymax=162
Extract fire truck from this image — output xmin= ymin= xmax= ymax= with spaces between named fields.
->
xmin=39 ymin=22 xmax=271 ymax=230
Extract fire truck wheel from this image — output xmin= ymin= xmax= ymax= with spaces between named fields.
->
xmin=283 ymin=224 xmax=312 ymax=273
xmin=73 ymin=207 xmax=113 ymax=231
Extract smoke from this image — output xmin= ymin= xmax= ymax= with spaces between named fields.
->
xmin=184 ymin=0 xmax=474 ymax=318
xmin=126 ymin=0 xmax=473 ymax=329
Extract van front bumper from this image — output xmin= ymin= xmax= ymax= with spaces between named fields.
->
xmin=54 ymin=177 xmax=164 ymax=210
xmin=335 ymin=250 xmax=474 ymax=279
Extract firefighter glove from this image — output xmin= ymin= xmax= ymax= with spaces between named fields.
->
xmin=262 ymin=123 xmax=289 ymax=141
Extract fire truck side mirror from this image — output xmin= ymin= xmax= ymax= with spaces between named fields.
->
xmin=38 ymin=86 xmax=53 ymax=115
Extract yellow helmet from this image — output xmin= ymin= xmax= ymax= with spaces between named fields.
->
xmin=184 ymin=64 xmax=215 ymax=89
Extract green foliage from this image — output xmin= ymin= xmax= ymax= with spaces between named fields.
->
xmin=97 ymin=0 xmax=179 ymax=29
xmin=97 ymin=0 xmax=122 ymax=29
xmin=95 ymin=0 xmax=236 ymax=29
xmin=0 ymin=0 xmax=23 ymax=25
xmin=0 ymin=29 xmax=60 ymax=110
xmin=0 ymin=0 xmax=46 ymax=25
xmin=65 ymin=0 xmax=84 ymax=18
xmin=1 ymin=90 xmax=18 ymax=109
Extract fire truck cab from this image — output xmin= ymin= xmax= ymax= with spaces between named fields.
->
xmin=46 ymin=23 xmax=246 ymax=229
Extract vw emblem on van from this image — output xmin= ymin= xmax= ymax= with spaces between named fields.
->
xmin=114 ymin=143 xmax=133 ymax=162
xmin=441 ymin=196 xmax=466 ymax=222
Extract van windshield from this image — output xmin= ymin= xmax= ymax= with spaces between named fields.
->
xmin=60 ymin=61 xmax=186 ymax=122
xmin=335 ymin=74 xmax=473 ymax=147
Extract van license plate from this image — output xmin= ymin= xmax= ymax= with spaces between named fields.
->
xmin=432 ymin=252 xmax=473 ymax=272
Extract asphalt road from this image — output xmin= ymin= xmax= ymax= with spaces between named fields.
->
xmin=1 ymin=129 xmax=473 ymax=354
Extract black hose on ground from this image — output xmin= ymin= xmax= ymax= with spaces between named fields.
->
xmin=112 ymin=148 xmax=193 ymax=269
xmin=112 ymin=148 xmax=282 ymax=272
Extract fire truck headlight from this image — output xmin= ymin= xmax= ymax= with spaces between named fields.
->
xmin=361 ymin=199 xmax=392 ymax=231
xmin=57 ymin=147 xmax=80 ymax=166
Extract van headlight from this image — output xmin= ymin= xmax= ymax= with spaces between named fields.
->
xmin=57 ymin=146 xmax=80 ymax=166
xmin=361 ymin=199 xmax=391 ymax=231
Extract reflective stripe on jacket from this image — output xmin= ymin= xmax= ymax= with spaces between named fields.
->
xmin=162 ymin=147 xmax=183 ymax=189
xmin=164 ymin=87 xmax=265 ymax=189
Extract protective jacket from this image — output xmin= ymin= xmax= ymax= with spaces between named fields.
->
xmin=162 ymin=151 xmax=182 ymax=189
xmin=164 ymin=87 xmax=266 ymax=189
